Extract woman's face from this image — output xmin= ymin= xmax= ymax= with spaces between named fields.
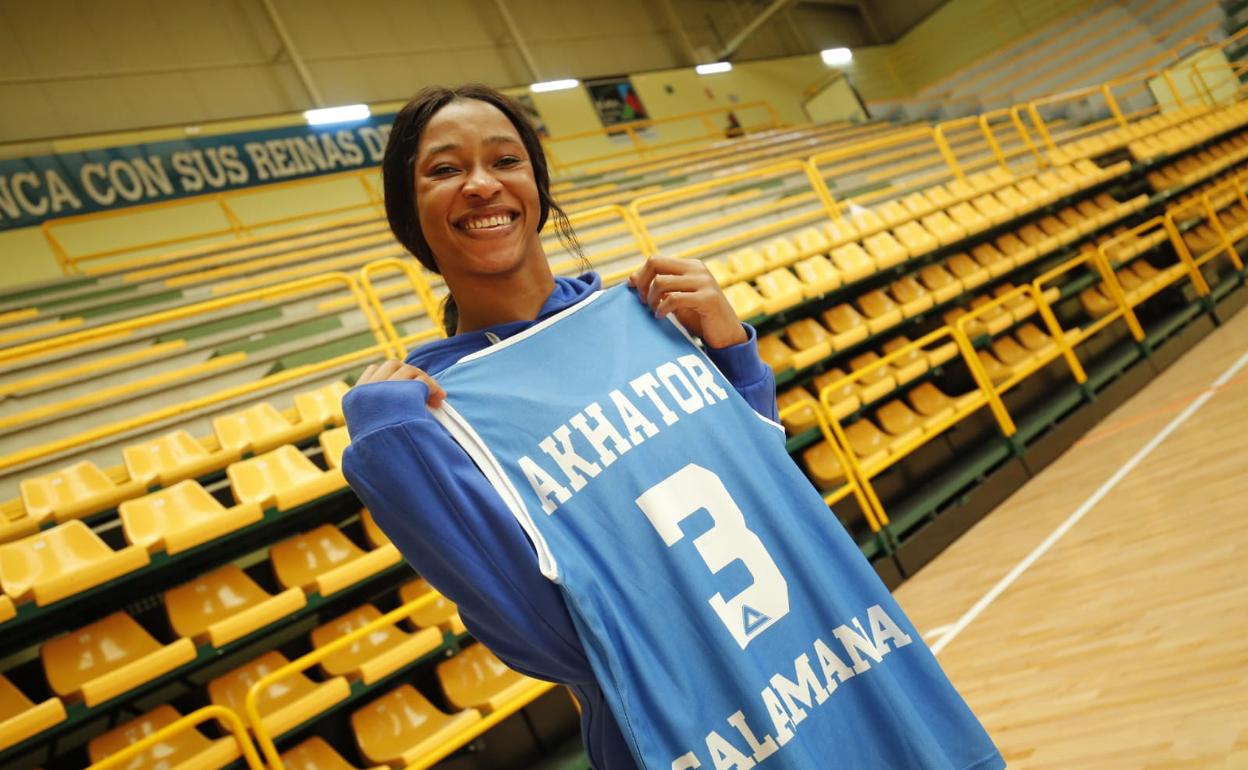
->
xmin=414 ymin=99 xmax=543 ymax=279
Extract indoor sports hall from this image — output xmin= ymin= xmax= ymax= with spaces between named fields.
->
xmin=0 ymin=0 xmax=1244 ymax=768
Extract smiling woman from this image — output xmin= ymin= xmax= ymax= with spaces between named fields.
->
xmin=381 ymin=85 xmax=583 ymax=335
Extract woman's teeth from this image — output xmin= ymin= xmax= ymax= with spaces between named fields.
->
xmin=462 ymin=214 xmax=513 ymax=230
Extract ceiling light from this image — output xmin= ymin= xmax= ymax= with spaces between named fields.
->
xmin=695 ymin=62 xmax=733 ymax=75
xmin=821 ymin=47 xmax=853 ymax=66
xmin=530 ymin=79 xmax=579 ymax=92
xmin=303 ymin=104 xmax=371 ymax=125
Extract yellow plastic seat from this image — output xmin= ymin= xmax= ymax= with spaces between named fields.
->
xmin=755 ymin=268 xmax=805 ymax=314
xmin=812 ymin=368 xmax=860 ymax=421
xmin=971 ymin=243 xmax=1014 ymax=278
xmin=907 ymin=383 xmax=957 ymax=426
xmin=1016 ymin=323 xmax=1057 ymax=360
xmin=945 ymin=178 xmax=976 ymax=202
xmin=0 ymin=520 xmax=148 ymax=606
xmin=888 ymin=276 xmax=933 ymax=317
xmin=1080 ymin=285 xmax=1117 ymax=318
xmin=757 ymin=334 xmax=797 ymax=373
xmin=848 ymin=206 xmax=886 ymax=238
xmin=360 ymin=509 xmax=392 ymax=549
xmin=969 ymin=296 xmax=1012 ymax=335
xmin=920 ymin=211 xmax=967 ymax=246
xmin=802 ymin=441 xmax=847 ymax=489
xmin=1036 ymin=170 xmax=1076 ymax=198
xmin=925 ymin=338 xmax=960 ymax=367
xmin=294 ymin=381 xmax=350 ymax=429
xmin=924 ymin=185 xmax=957 ymax=208
xmin=855 ymin=290 xmax=903 ymax=334
xmin=1017 ymin=222 xmax=1054 ymax=255
xmin=994 ymin=283 xmax=1036 ymax=321
xmin=228 ymin=444 xmax=346 ymax=511
xmin=918 ymin=264 xmax=962 ymax=303
xmin=995 ymin=232 xmax=1035 ymax=265
xmin=43 ymin=612 xmax=195 ymax=707
xmin=87 ymin=704 xmax=238 ymax=770
xmin=312 ymin=604 xmax=443 ymax=685
xmin=822 ymin=218 xmax=860 ymax=248
xmin=874 ymin=200 xmax=910 ymax=229
xmin=948 ymin=202 xmax=990 ymax=236
xmin=351 ymin=685 xmax=481 ymax=767
xmin=437 ymin=643 xmax=544 ymax=713
xmin=992 ymin=336 xmax=1034 ymax=369
xmin=947 ymin=253 xmax=989 ymax=290
xmin=209 ymin=650 xmax=349 ymax=738
xmin=894 ymin=221 xmax=939 ymax=257
xmin=283 ymin=737 xmax=385 ymax=770
xmin=1057 ymin=207 xmax=1092 ymax=236
xmin=166 ymin=563 xmax=306 ymax=648
xmin=0 ymin=673 xmax=65 ymax=753
xmin=793 ymin=255 xmax=841 ymax=297
xmin=0 ymin=594 xmax=12 ymax=624
xmin=944 ymin=307 xmax=986 ymax=339
xmin=761 ymin=237 xmax=799 ymax=268
xmin=862 ymin=232 xmax=908 ymax=269
xmin=849 ymin=352 xmax=897 ymax=404
xmin=271 ymin=524 xmax=400 ymax=598
xmin=1076 ymin=198 xmax=1111 ymax=228
xmin=320 ymin=427 xmax=351 ymax=471
xmin=777 ymin=388 xmax=818 ymax=433
xmin=398 ymin=578 xmax=467 ymax=635
xmin=816 ymin=304 xmax=865 ymax=350
xmin=705 ymin=258 xmax=733 ymax=286
xmin=829 ymin=243 xmax=875 ymax=283
xmin=213 ymin=402 xmax=316 ymax=456
xmin=976 ymin=350 xmax=1012 ymax=385
xmin=880 ymin=337 xmax=929 ymax=383
xmin=875 ymin=401 xmax=925 ymax=453
xmin=792 ymin=226 xmax=831 ymax=255
xmin=965 ymin=171 xmax=999 ymax=195
xmin=1016 ymin=177 xmax=1056 ymax=206
xmin=901 ymin=191 xmax=936 ymax=219
xmin=123 ymin=430 xmax=238 ymax=488
xmin=723 ymin=282 xmax=767 ymax=319
xmin=784 ymin=319 xmax=833 ymax=369
xmin=727 ymin=247 xmax=767 ymax=280
xmin=972 ymin=193 xmax=1012 ymax=225
xmin=121 ymin=480 xmax=263 ymax=556
xmin=844 ymin=419 xmax=889 ymax=471
xmin=19 ymin=461 xmax=146 ymax=524
xmin=993 ymin=185 xmax=1033 ymax=216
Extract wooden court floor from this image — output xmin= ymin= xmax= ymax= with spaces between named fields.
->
xmin=895 ymin=308 xmax=1248 ymax=769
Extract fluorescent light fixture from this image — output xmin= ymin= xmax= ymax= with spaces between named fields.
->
xmin=696 ymin=62 xmax=733 ymax=75
xmin=821 ymin=47 xmax=853 ymax=66
xmin=530 ymin=79 xmax=579 ymax=93
xmin=304 ymin=104 xmax=370 ymax=125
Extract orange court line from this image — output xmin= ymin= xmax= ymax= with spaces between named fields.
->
xmin=1073 ymin=369 xmax=1248 ymax=449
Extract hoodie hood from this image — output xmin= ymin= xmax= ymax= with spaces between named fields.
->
xmin=405 ymin=272 xmax=603 ymax=375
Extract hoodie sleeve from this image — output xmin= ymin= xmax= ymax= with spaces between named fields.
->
xmin=339 ymin=329 xmax=777 ymax=686
xmin=704 ymin=323 xmax=778 ymax=422
xmin=342 ymin=379 xmax=596 ymax=684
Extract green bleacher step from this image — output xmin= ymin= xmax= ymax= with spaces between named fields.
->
xmin=0 ymin=275 xmax=98 ymax=306
xmin=887 ymin=438 xmax=1014 ymax=538
xmin=78 ymin=289 xmax=183 ymax=320
xmin=270 ymin=330 xmax=378 ymax=373
xmin=35 ymin=282 xmax=142 ymax=313
xmin=160 ymin=306 xmax=284 ymax=343
xmin=215 ymin=315 xmax=342 ymax=357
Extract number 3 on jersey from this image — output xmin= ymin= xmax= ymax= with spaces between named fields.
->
xmin=635 ymin=463 xmax=790 ymax=649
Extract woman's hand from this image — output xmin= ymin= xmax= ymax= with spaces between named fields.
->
xmin=629 ymin=256 xmax=748 ymax=349
xmin=355 ymin=360 xmax=446 ymax=407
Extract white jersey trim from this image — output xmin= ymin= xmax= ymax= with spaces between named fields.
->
xmin=431 ymin=401 xmax=561 ymax=582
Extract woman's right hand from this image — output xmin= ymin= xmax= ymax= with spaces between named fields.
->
xmin=355 ymin=360 xmax=446 ymax=407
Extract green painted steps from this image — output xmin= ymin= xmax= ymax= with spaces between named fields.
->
xmin=159 ymin=306 xmax=285 ymax=343
xmin=77 ymin=289 xmax=184 ymax=320
xmin=0 ymin=275 xmax=98 ymax=306
xmin=215 ymin=315 xmax=342 ymax=357
xmin=35 ymin=282 xmax=142 ymax=313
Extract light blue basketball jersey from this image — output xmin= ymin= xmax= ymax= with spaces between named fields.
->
xmin=432 ymin=286 xmax=1002 ymax=770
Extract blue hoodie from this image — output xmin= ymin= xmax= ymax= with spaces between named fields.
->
xmin=341 ymin=273 xmax=777 ymax=769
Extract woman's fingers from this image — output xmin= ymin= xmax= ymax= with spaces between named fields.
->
xmin=645 ymin=273 xmax=706 ymax=312
xmin=354 ymin=360 xmax=446 ymax=407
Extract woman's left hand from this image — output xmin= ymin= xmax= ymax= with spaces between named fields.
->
xmin=629 ymin=256 xmax=748 ymax=349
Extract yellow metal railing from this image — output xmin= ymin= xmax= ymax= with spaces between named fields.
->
xmin=242 ymin=590 xmax=556 ymax=770
xmin=85 ymin=704 xmax=265 ymax=770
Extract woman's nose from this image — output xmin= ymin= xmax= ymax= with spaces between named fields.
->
xmin=463 ymin=166 xmax=502 ymax=198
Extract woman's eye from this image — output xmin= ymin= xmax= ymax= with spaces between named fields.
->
xmin=430 ymin=164 xmax=457 ymax=176
xmin=496 ymin=156 xmax=521 ymax=168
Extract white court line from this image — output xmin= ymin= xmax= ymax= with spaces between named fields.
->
xmin=930 ymin=348 xmax=1248 ymax=656
xmin=923 ymin=624 xmax=952 ymax=640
